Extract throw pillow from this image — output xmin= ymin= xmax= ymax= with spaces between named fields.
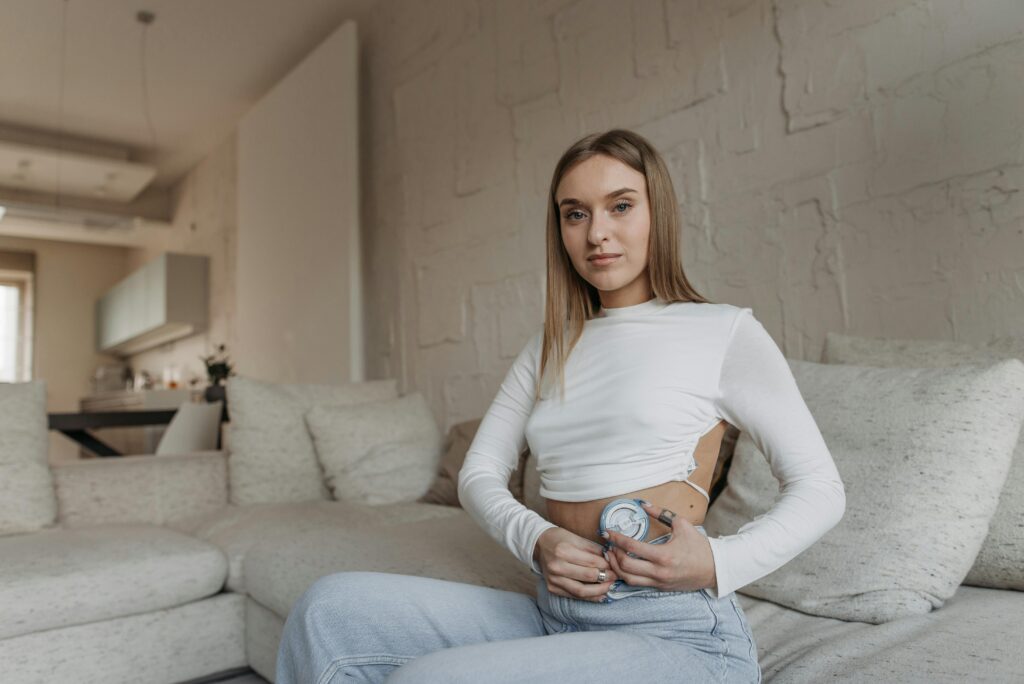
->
xmin=419 ymin=418 xmax=530 ymax=507
xmin=225 ymin=375 xmax=398 ymax=505
xmin=704 ymin=358 xmax=1024 ymax=624
xmin=305 ymin=392 xmax=443 ymax=505
xmin=824 ymin=331 xmax=1024 ymax=591
xmin=0 ymin=380 xmax=57 ymax=535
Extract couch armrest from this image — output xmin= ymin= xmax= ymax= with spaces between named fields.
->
xmin=52 ymin=451 xmax=229 ymax=533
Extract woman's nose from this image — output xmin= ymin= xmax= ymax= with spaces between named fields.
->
xmin=587 ymin=212 xmax=610 ymax=243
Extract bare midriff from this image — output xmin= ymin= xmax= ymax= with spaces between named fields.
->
xmin=544 ymin=420 xmax=729 ymax=546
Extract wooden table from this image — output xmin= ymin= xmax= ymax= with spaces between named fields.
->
xmin=48 ymin=408 xmax=226 ymax=457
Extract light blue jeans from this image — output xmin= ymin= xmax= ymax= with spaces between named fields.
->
xmin=276 ymin=527 xmax=761 ymax=684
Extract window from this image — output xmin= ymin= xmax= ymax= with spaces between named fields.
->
xmin=0 ymin=250 xmax=35 ymax=383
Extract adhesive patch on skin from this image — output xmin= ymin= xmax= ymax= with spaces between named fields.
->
xmin=598 ymin=498 xmax=650 ymax=541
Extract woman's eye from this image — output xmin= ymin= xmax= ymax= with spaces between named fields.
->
xmin=563 ymin=202 xmax=630 ymax=221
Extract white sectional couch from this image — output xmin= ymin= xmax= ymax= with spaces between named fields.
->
xmin=1 ymin=447 xmax=1021 ymax=683
xmin=4 ymin=336 xmax=1024 ymax=683
xmin=1 ymin=451 xmax=244 ymax=683
xmin=1 ymin=449 xmax=530 ymax=683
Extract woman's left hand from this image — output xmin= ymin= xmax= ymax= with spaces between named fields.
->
xmin=602 ymin=501 xmax=718 ymax=593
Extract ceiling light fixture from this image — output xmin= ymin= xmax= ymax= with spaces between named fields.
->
xmin=0 ymin=3 xmax=166 ymax=239
xmin=55 ymin=0 xmax=69 ymax=209
xmin=136 ymin=10 xmax=158 ymax=153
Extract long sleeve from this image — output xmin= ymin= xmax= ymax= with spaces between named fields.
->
xmin=457 ymin=330 xmax=558 ymax=575
xmin=705 ymin=308 xmax=846 ymax=599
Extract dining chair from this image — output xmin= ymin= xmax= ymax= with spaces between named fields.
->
xmin=154 ymin=400 xmax=224 ymax=455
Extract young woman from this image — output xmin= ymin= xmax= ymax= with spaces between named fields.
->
xmin=276 ymin=129 xmax=846 ymax=684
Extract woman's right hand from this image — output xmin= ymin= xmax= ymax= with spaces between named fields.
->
xmin=533 ymin=527 xmax=618 ymax=602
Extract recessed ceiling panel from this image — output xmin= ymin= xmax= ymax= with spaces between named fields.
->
xmin=0 ymin=140 xmax=156 ymax=202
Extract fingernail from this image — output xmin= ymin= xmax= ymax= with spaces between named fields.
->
xmin=600 ymin=531 xmax=609 ymax=539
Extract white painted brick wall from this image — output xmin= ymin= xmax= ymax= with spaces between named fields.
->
xmin=352 ymin=0 xmax=1024 ymax=431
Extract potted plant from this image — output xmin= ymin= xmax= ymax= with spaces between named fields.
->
xmin=200 ymin=343 xmax=235 ymax=407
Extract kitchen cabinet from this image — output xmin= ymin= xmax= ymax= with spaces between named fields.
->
xmin=96 ymin=252 xmax=208 ymax=356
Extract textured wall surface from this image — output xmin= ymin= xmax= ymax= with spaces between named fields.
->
xmin=127 ymin=133 xmax=239 ymax=392
xmin=352 ymin=0 xmax=1024 ymax=432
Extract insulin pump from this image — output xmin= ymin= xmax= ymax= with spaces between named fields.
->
xmin=598 ymin=498 xmax=672 ymax=553
xmin=597 ymin=497 xmax=673 ymax=600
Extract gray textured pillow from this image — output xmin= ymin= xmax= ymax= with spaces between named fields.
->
xmin=419 ymin=418 xmax=530 ymax=507
xmin=0 ymin=380 xmax=57 ymax=535
xmin=305 ymin=392 xmax=443 ymax=505
xmin=226 ymin=375 xmax=398 ymax=505
xmin=824 ymin=331 xmax=1024 ymax=590
xmin=705 ymin=358 xmax=1024 ymax=624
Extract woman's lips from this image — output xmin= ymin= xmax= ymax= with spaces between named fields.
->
xmin=589 ymin=255 xmax=621 ymax=266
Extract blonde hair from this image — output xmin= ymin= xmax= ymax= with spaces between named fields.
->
xmin=535 ymin=128 xmax=711 ymax=402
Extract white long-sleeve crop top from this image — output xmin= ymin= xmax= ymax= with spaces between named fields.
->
xmin=456 ymin=297 xmax=846 ymax=599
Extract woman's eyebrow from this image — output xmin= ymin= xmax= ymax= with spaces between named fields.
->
xmin=558 ymin=187 xmax=637 ymax=208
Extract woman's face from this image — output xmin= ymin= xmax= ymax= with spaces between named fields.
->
xmin=555 ymin=154 xmax=653 ymax=309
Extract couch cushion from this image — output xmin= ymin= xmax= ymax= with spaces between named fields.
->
xmin=0 ymin=593 xmax=245 ymax=684
xmin=0 ymin=380 xmax=57 ymax=536
xmin=190 ymin=500 xmax=464 ymax=593
xmin=0 ymin=523 xmax=227 ymax=639
xmin=420 ymin=417 xmax=530 ymax=507
xmin=824 ymin=331 xmax=1024 ymax=590
xmin=739 ymin=585 xmax=1024 ymax=683
xmin=305 ymin=392 xmax=443 ymax=505
xmin=243 ymin=509 xmax=537 ymax=620
xmin=705 ymin=358 xmax=1024 ymax=624
xmin=226 ymin=375 xmax=398 ymax=505
xmin=52 ymin=451 xmax=227 ymax=534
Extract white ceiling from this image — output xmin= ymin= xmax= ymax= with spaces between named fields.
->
xmin=0 ymin=0 xmax=369 ymax=188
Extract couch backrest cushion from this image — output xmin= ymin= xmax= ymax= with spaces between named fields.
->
xmin=226 ymin=375 xmax=398 ymax=505
xmin=419 ymin=418 xmax=530 ymax=508
xmin=0 ymin=379 xmax=57 ymax=535
xmin=305 ymin=392 xmax=443 ymax=505
xmin=824 ymin=331 xmax=1024 ymax=591
xmin=705 ymin=358 xmax=1024 ymax=624
xmin=53 ymin=451 xmax=228 ymax=533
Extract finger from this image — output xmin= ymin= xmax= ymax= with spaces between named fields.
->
xmin=607 ymin=547 xmax=657 ymax=588
xmin=557 ymin=536 xmax=611 ymax=558
xmin=574 ymin=536 xmax=611 ymax=555
xmin=639 ymin=500 xmax=690 ymax=535
xmin=545 ymin=580 xmax=573 ymax=599
xmin=556 ymin=544 xmax=613 ymax=571
xmin=612 ymin=546 xmax=663 ymax=581
xmin=604 ymin=529 xmax=670 ymax=565
xmin=638 ymin=500 xmax=677 ymax=531
xmin=548 ymin=574 xmax=613 ymax=602
xmin=549 ymin=559 xmax=618 ymax=585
